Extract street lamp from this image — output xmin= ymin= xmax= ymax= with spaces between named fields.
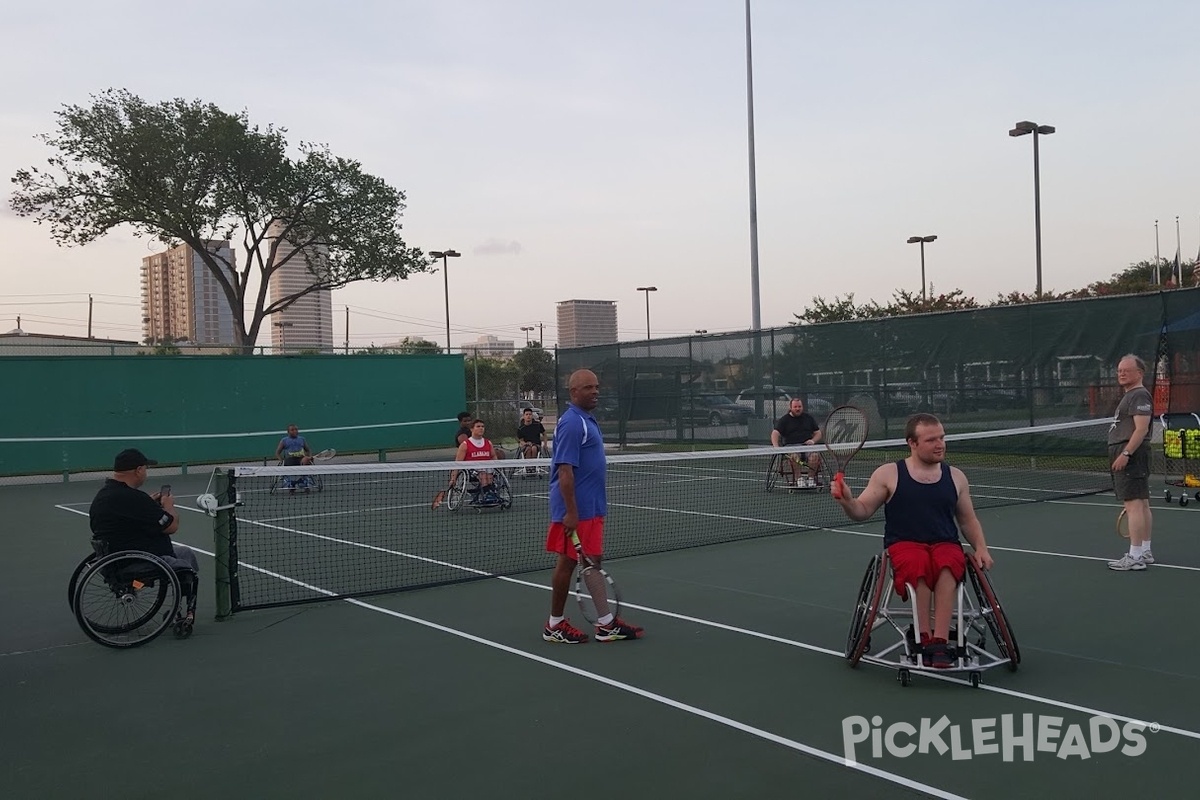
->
xmin=1009 ymin=120 xmax=1055 ymax=296
xmin=636 ymin=286 xmax=658 ymax=340
xmin=906 ymin=235 xmax=937 ymax=303
xmin=429 ymin=249 xmax=461 ymax=351
xmin=520 ymin=325 xmax=535 ymax=345
xmin=274 ymin=320 xmax=294 ymax=354
xmin=695 ymin=329 xmax=708 ymax=334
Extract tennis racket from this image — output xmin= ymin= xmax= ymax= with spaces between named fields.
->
xmin=570 ymin=530 xmax=621 ymax=624
xmin=823 ymin=405 xmax=869 ymax=500
xmin=1117 ymin=508 xmax=1129 ymax=538
xmin=313 ymin=448 xmax=336 ymax=462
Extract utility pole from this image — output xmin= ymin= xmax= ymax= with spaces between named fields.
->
xmin=538 ymin=322 xmax=544 ymax=346
xmin=87 ymin=294 xmax=94 ymax=339
xmin=344 ymin=306 xmax=350 ymax=355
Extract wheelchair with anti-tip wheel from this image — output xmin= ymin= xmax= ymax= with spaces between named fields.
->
xmin=67 ymin=540 xmax=198 ymax=648
xmin=268 ymin=458 xmax=323 ymax=495
xmin=445 ymin=467 xmax=513 ymax=511
xmin=516 ymin=442 xmax=552 ymax=479
xmin=765 ymin=448 xmax=830 ymax=493
xmin=845 ymin=548 xmax=1020 ymax=687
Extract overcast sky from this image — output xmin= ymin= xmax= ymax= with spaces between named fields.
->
xmin=3 ymin=0 xmax=1198 ymax=349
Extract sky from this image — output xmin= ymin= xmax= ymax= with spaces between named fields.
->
xmin=2 ymin=0 xmax=1199 ymax=350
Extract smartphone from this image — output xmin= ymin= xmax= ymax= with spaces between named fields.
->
xmin=160 ymin=484 xmax=172 ymax=497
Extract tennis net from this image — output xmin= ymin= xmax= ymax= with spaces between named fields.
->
xmin=211 ymin=417 xmax=1113 ymax=612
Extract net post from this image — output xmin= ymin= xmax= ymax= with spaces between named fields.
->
xmin=212 ymin=468 xmax=235 ymax=620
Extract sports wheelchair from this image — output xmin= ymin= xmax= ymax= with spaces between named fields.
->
xmin=445 ymin=467 xmax=514 ymax=511
xmin=845 ymin=549 xmax=1020 ymax=687
xmin=268 ymin=459 xmax=324 ymax=495
xmin=515 ymin=442 xmax=552 ymax=479
xmin=765 ymin=450 xmax=830 ymax=492
xmin=67 ymin=540 xmax=198 ymax=649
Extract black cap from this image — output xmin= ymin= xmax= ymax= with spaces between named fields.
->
xmin=113 ymin=448 xmax=158 ymax=471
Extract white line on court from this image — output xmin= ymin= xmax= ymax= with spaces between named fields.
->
xmin=54 ymin=501 xmax=1200 ymax=747
xmin=51 ymin=504 xmax=961 ymax=799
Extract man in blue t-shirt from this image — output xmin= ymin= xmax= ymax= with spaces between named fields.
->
xmin=542 ymin=369 xmax=642 ymax=644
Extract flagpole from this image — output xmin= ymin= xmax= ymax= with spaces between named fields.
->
xmin=1155 ymin=219 xmax=1161 ymax=284
xmin=1177 ymin=215 xmax=1183 ymax=285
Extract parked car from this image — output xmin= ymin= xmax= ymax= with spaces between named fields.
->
xmin=734 ymin=388 xmax=833 ymax=421
xmin=678 ymin=394 xmax=754 ymax=426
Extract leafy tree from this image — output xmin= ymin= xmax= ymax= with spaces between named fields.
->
xmin=465 ymin=356 xmax=517 ymax=411
xmin=10 ymin=89 xmax=430 ymax=352
xmin=512 ymin=342 xmax=555 ymax=394
xmin=393 ymin=336 xmax=442 ymax=354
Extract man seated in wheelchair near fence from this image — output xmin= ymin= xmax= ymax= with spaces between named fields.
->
xmin=88 ymin=448 xmax=199 ymax=629
xmin=832 ymin=413 xmax=994 ymax=669
xmin=274 ymin=423 xmax=316 ymax=493
xmin=451 ymin=419 xmax=504 ymax=506
xmin=771 ymin=398 xmax=824 ymax=488
xmin=517 ymin=407 xmax=549 ymax=475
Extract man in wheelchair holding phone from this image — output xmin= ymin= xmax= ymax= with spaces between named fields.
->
xmin=831 ymin=413 xmax=993 ymax=668
xmin=88 ymin=448 xmax=199 ymax=623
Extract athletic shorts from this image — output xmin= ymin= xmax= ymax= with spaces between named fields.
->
xmin=886 ymin=541 xmax=965 ymax=600
xmin=1110 ymin=443 xmax=1150 ymax=501
xmin=545 ymin=518 xmax=604 ymax=561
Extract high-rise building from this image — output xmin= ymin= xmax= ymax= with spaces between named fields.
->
xmin=141 ymin=241 xmax=237 ymax=345
xmin=556 ymin=300 xmax=617 ymax=348
xmin=267 ymin=221 xmax=334 ymax=353
xmin=462 ymin=334 xmax=516 ymax=359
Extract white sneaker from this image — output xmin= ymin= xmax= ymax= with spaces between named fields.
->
xmin=1107 ymin=554 xmax=1146 ymax=571
xmin=1141 ymin=550 xmax=1154 ymax=565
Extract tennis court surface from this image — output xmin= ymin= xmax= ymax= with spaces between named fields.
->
xmin=5 ymin=422 xmax=1200 ymax=799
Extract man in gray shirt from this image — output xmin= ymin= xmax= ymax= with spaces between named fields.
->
xmin=1107 ymin=354 xmax=1154 ymax=571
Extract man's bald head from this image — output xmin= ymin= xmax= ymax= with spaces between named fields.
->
xmin=568 ymin=369 xmax=600 ymax=411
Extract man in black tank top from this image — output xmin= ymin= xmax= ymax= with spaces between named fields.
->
xmin=831 ymin=414 xmax=994 ymax=668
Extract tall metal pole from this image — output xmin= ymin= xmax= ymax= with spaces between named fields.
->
xmin=87 ymin=294 xmax=93 ymax=339
xmin=644 ymin=292 xmax=651 ymax=340
xmin=745 ymin=0 xmax=761 ymax=331
xmin=344 ymin=306 xmax=349 ymax=355
xmin=919 ymin=243 xmax=927 ymax=303
xmin=1032 ymin=129 xmax=1043 ymax=297
xmin=538 ymin=322 xmax=544 ymax=345
xmin=442 ymin=253 xmax=451 ymax=352
xmin=1155 ymin=220 xmax=1161 ymax=284
xmin=1177 ymin=215 xmax=1183 ymax=285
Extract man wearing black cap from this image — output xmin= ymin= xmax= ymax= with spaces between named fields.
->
xmin=89 ymin=448 xmax=200 ymax=580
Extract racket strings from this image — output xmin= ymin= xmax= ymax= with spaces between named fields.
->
xmin=578 ymin=567 xmax=612 ymax=621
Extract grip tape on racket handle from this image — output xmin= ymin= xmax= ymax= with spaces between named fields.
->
xmin=831 ymin=471 xmax=845 ymax=499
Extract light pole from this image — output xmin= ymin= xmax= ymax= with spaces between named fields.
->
xmin=1009 ymin=120 xmax=1055 ymax=296
xmin=636 ymin=286 xmax=658 ymax=340
xmin=695 ymin=329 xmax=708 ymax=334
xmin=520 ymin=325 xmax=535 ymax=346
xmin=274 ymin=320 xmax=294 ymax=354
xmin=906 ymin=235 xmax=937 ymax=302
xmin=430 ymin=249 xmax=461 ymax=352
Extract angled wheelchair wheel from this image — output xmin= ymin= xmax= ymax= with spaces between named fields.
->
xmin=67 ymin=554 xmax=97 ymax=612
xmin=766 ymin=453 xmax=794 ymax=492
xmin=73 ymin=552 xmax=181 ymax=649
xmin=445 ymin=471 xmax=469 ymax=511
xmin=966 ymin=560 xmax=1020 ymax=671
xmin=846 ymin=553 xmax=887 ymax=666
xmin=495 ymin=471 xmax=514 ymax=509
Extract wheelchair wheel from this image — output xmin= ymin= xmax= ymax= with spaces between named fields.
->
xmin=846 ymin=553 xmax=887 ymax=666
xmin=966 ymin=561 xmax=1020 ymax=671
xmin=73 ymin=552 xmax=181 ymax=649
xmin=495 ymin=471 xmax=513 ymax=509
xmin=445 ymin=471 xmax=469 ymax=511
xmin=269 ymin=477 xmax=281 ymax=496
xmin=67 ymin=554 xmax=96 ymax=612
xmin=765 ymin=453 xmax=794 ymax=492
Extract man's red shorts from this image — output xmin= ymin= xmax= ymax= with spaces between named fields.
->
xmin=886 ymin=541 xmax=965 ymax=600
xmin=545 ymin=518 xmax=605 ymax=561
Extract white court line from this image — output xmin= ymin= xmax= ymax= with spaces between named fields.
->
xmin=49 ymin=505 xmax=960 ymax=798
xmin=138 ymin=504 xmax=1200 ymax=743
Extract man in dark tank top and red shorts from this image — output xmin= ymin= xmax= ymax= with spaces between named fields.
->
xmin=831 ymin=413 xmax=995 ymax=668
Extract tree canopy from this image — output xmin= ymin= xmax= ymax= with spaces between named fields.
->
xmin=794 ymin=260 xmax=1200 ymax=324
xmin=512 ymin=342 xmax=555 ymax=394
xmin=10 ymin=89 xmax=430 ymax=349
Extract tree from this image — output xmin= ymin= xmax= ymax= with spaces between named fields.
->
xmin=393 ymin=337 xmax=442 ymax=354
xmin=512 ymin=342 xmax=555 ymax=395
xmin=10 ymin=89 xmax=430 ymax=351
